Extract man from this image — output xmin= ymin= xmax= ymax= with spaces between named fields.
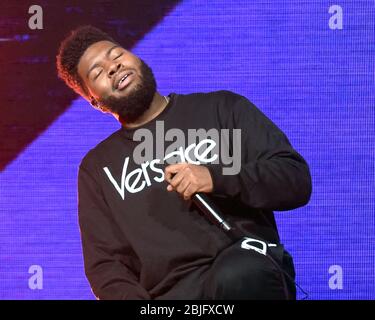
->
xmin=56 ymin=25 xmax=312 ymax=300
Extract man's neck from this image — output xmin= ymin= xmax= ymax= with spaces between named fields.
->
xmin=118 ymin=92 xmax=168 ymax=129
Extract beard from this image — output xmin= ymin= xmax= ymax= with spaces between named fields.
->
xmin=98 ymin=58 xmax=157 ymax=124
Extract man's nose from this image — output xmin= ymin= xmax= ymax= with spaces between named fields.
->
xmin=108 ymin=62 xmax=122 ymax=77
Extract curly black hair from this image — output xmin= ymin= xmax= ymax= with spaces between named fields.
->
xmin=56 ymin=25 xmax=118 ymax=99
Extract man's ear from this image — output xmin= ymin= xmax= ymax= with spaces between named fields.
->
xmin=89 ymin=96 xmax=109 ymax=114
xmin=90 ymin=96 xmax=98 ymax=107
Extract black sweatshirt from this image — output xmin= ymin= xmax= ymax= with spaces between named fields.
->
xmin=77 ymin=90 xmax=312 ymax=299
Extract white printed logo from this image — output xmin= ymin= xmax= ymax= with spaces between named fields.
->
xmin=103 ymin=139 xmax=219 ymax=199
xmin=240 ymin=237 xmax=277 ymax=256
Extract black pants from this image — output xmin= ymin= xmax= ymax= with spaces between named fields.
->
xmin=156 ymin=238 xmax=296 ymax=300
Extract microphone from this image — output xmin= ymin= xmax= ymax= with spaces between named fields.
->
xmin=168 ymin=173 xmax=241 ymax=240
xmin=192 ymin=193 xmax=232 ymax=232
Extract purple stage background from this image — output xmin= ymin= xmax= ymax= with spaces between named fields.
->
xmin=0 ymin=0 xmax=374 ymax=299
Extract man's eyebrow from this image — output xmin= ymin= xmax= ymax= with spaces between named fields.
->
xmin=86 ymin=45 xmax=121 ymax=79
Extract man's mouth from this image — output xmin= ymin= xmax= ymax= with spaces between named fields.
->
xmin=116 ymin=71 xmax=134 ymax=90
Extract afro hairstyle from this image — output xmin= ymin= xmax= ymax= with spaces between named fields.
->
xmin=56 ymin=25 xmax=119 ymax=99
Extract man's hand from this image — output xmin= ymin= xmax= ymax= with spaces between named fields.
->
xmin=164 ymin=163 xmax=213 ymax=200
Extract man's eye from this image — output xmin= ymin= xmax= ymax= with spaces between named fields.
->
xmin=114 ymin=53 xmax=123 ymax=59
xmin=94 ymin=71 xmax=102 ymax=79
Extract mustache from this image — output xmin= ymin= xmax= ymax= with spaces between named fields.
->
xmin=98 ymin=59 xmax=157 ymax=123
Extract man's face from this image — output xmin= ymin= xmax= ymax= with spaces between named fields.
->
xmin=77 ymin=40 xmax=156 ymax=123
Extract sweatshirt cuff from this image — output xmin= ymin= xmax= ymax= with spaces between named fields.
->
xmin=206 ymin=164 xmax=241 ymax=197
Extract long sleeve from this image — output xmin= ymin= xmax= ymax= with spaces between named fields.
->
xmin=207 ymin=93 xmax=312 ymax=211
xmin=78 ymin=163 xmax=151 ymax=300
